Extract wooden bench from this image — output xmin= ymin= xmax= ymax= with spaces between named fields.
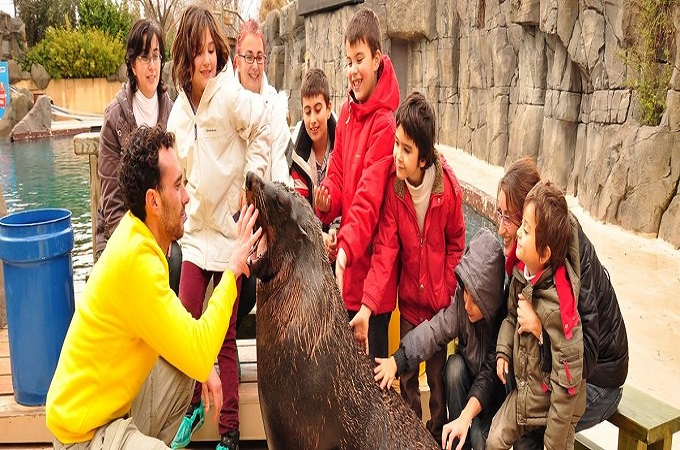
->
xmin=576 ymin=384 xmax=680 ymax=450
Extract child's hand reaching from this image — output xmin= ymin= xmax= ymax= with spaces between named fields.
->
xmin=373 ymin=356 xmax=397 ymax=390
xmin=496 ymin=358 xmax=508 ymax=384
xmin=349 ymin=304 xmax=371 ymax=354
xmin=314 ymin=185 xmax=331 ymax=213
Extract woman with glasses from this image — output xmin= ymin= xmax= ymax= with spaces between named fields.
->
xmin=234 ymin=18 xmax=292 ymax=186
xmin=96 ymin=19 xmax=178 ymax=278
xmin=442 ymin=156 xmax=629 ymax=449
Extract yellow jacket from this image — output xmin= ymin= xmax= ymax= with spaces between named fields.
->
xmin=46 ymin=212 xmax=237 ymax=443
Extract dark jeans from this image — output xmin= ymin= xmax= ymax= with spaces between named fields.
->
xmin=445 ymin=354 xmax=502 ymax=450
xmin=347 ymin=310 xmax=391 ymax=359
xmin=400 ymin=317 xmax=447 ymax=443
xmin=512 ymin=383 xmax=624 ymax=450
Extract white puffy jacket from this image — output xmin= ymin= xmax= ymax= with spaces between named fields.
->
xmin=167 ymin=65 xmax=270 ymax=272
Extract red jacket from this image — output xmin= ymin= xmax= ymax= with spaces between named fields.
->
xmin=317 ymin=55 xmax=400 ymax=313
xmin=363 ymin=153 xmax=466 ymax=326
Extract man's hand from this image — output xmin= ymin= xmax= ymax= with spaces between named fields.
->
xmin=517 ymin=294 xmax=542 ymax=340
xmin=314 ymin=185 xmax=331 ymax=213
xmin=348 ymin=304 xmax=371 ymax=355
xmin=373 ymin=356 xmax=397 ymax=390
xmin=442 ymin=416 xmax=470 ymax=450
xmin=335 ymin=247 xmax=347 ymax=294
xmin=497 ymin=358 xmax=508 ymax=385
xmin=228 ymin=204 xmax=262 ymax=279
xmin=323 ymin=228 xmax=338 ymax=262
xmin=201 ymin=366 xmax=222 ymax=424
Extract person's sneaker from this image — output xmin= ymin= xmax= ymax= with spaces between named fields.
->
xmin=216 ymin=429 xmax=240 ymax=450
xmin=170 ymin=400 xmax=205 ymax=449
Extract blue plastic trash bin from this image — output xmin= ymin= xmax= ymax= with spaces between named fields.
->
xmin=0 ymin=208 xmax=75 ymax=406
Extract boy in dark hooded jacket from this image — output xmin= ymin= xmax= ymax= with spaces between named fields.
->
xmin=374 ymin=227 xmax=506 ymax=449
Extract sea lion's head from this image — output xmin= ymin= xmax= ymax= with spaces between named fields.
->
xmin=244 ymin=171 xmax=323 ymax=282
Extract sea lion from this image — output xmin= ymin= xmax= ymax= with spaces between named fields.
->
xmin=245 ymin=172 xmax=439 ymax=450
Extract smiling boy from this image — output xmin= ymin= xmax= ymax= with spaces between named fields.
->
xmin=364 ymin=92 xmax=466 ymax=441
xmin=313 ymin=6 xmax=401 ymax=359
xmin=489 ymin=180 xmax=586 ymax=450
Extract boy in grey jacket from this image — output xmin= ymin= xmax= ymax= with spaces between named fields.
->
xmin=374 ymin=227 xmax=506 ymax=449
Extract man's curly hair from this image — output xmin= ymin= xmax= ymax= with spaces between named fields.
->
xmin=119 ymin=125 xmax=176 ymax=222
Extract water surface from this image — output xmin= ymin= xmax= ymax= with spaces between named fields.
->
xmin=1 ymin=137 xmax=91 ymax=292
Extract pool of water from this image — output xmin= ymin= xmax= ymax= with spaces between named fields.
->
xmin=0 ymin=135 xmax=497 ymax=296
xmin=0 ymin=137 xmax=92 ymax=291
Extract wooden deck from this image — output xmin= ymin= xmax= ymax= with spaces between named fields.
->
xmin=0 ymin=324 xmax=431 ymax=446
xmin=0 ymin=327 xmax=264 ymax=444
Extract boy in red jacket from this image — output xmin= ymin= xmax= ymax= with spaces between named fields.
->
xmin=315 ymin=6 xmax=400 ymax=358
xmin=363 ymin=92 xmax=466 ymax=441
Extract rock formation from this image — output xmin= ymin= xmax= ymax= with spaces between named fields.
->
xmin=266 ymin=0 xmax=680 ymax=247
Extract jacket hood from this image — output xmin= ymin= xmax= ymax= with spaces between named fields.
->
xmin=455 ymin=227 xmax=505 ymax=323
xmin=347 ymin=55 xmax=400 ymax=122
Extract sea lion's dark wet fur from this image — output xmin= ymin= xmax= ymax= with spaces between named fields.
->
xmin=245 ymin=172 xmax=439 ymax=450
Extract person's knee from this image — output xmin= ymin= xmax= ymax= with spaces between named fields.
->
xmin=485 ymin=425 xmax=503 ymax=450
xmin=444 ymin=354 xmax=467 ymax=385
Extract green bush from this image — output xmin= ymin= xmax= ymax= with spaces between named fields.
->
xmin=78 ymin=0 xmax=134 ymax=42
xmin=624 ymin=0 xmax=678 ymax=126
xmin=22 ymin=27 xmax=125 ymax=79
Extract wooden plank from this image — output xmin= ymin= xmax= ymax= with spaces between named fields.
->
xmin=0 ymin=375 xmax=13 ymax=395
xmin=0 ymin=357 xmax=10 ymax=376
xmin=609 ymin=385 xmax=680 ymax=445
xmin=575 ymin=433 xmax=605 ymax=450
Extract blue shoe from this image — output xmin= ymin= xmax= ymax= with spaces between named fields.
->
xmin=216 ymin=429 xmax=239 ymax=450
xmin=171 ymin=401 xmax=205 ymax=449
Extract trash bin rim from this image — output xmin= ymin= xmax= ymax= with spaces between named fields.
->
xmin=0 ymin=208 xmax=72 ymax=228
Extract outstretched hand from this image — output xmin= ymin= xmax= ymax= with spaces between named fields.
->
xmin=349 ymin=304 xmax=371 ymax=355
xmin=201 ymin=366 xmax=222 ymax=424
xmin=314 ymin=185 xmax=331 ymax=213
xmin=373 ymin=356 xmax=397 ymax=390
xmin=442 ymin=416 xmax=469 ymax=450
xmin=228 ymin=204 xmax=262 ymax=279
xmin=335 ymin=247 xmax=347 ymax=295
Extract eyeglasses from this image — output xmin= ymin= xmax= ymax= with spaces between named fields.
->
xmin=238 ymin=53 xmax=267 ymax=65
xmin=137 ymin=54 xmax=162 ymax=65
xmin=496 ymin=208 xmax=521 ymax=227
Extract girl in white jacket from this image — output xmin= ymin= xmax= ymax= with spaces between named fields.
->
xmin=166 ymin=5 xmax=270 ymax=450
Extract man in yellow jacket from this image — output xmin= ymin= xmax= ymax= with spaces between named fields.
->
xmin=46 ymin=125 xmax=262 ymax=449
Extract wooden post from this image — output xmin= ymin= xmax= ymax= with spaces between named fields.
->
xmin=73 ymin=132 xmax=101 ymax=263
xmin=0 ymin=183 xmax=7 ymax=328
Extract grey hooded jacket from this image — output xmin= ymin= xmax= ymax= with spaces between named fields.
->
xmin=393 ymin=227 xmax=506 ymax=411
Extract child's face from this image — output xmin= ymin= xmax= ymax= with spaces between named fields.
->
xmin=463 ymin=288 xmax=484 ymax=323
xmin=344 ymin=38 xmax=380 ymax=103
xmin=191 ymin=27 xmax=217 ymax=104
xmin=236 ymin=32 xmax=265 ymax=94
xmin=516 ymin=201 xmax=548 ymax=276
xmin=393 ymin=125 xmax=425 ymax=186
xmin=302 ymin=94 xmax=332 ymax=147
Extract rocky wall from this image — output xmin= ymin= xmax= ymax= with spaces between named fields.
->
xmin=266 ymin=0 xmax=680 ymax=247
xmin=0 ymin=11 xmax=26 ymax=61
